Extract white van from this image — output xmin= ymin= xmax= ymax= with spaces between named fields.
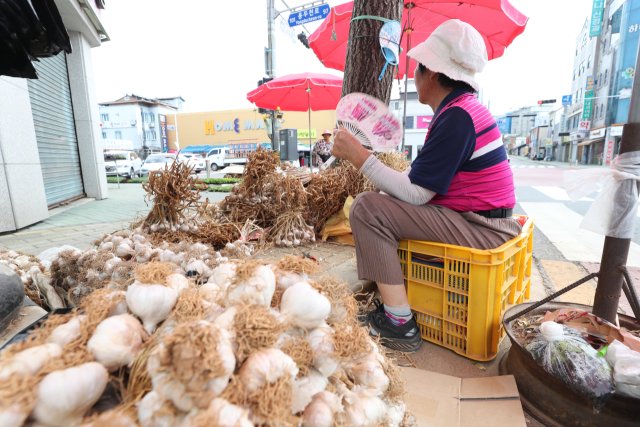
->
xmin=204 ymin=147 xmax=251 ymax=170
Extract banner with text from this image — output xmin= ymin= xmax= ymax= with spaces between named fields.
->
xmin=583 ymin=91 xmax=594 ymax=119
xmin=590 ymin=0 xmax=605 ymax=37
xmin=297 ymin=129 xmax=317 ymax=139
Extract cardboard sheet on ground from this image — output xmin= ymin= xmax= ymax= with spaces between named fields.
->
xmin=401 ymin=367 xmax=526 ymax=427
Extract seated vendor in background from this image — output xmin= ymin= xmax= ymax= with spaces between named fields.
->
xmin=312 ymin=130 xmax=334 ymax=167
xmin=330 ymin=20 xmax=521 ymax=352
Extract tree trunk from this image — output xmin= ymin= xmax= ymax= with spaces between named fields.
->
xmin=340 ymin=0 xmax=403 ymax=105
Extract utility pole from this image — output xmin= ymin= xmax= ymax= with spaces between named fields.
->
xmin=266 ymin=0 xmax=278 ymax=151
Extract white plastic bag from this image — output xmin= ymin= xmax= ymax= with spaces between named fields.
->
xmin=605 ymin=339 xmax=640 ymax=398
xmin=564 ymin=151 xmax=640 ymax=238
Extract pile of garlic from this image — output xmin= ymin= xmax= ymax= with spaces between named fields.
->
xmin=134 ymin=212 xmax=201 ymax=235
xmin=0 ymin=257 xmax=412 ymax=427
xmin=0 ymin=250 xmax=44 ymax=290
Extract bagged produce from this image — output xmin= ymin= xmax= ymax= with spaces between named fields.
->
xmin=524 ymin=321 xmax=615 ymax=411
xmin=605 ymin=339 xmax=640 ymax=398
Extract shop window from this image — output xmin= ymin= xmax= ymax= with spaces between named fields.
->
xmin=595 ymin=105 xmax=599 ymax=118
xmin=150 ymin=113 xmax=155 ymax=122
xmin=573 ymin=69 xmax=576 ymax=81
xmin=604 ymin=70 xmax=608 ymax=83
xmin=115 ymin=131 xmax=122 ymax=140
xmin=566 ymin=119 xmax=571 ymax=130
xmin=598 ymin=73 xmax=602 ymax=87
xmin=588 ymin=55 xmax=592 ymax=69
xmin=600 ymin=104 xmax=604 ymax=118
xmin=101 ymin=114 xmax=109 ymax=122
xmin=151 ymin=131 xmax=157 ymax=139
xmin=102 ymin=132 xmax=107 ymax=139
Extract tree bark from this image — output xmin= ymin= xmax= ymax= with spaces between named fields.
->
xmin=340 ymin=0 xmax=403 ymax=105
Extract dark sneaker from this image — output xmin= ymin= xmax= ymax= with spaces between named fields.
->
xmin=362 ymin=300 xmax=423 ymax=352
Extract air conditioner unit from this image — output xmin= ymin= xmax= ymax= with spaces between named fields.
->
xmin=149 ymin=122 xmax=155 ymax=128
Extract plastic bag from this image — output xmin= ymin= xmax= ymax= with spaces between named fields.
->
xmin=525 ymin=321 xmax=615 ymax=411
xmin=605 ymin=339 xmax=640 ymax=398
xmin=563 ymin=151 xmax=640 ymax=238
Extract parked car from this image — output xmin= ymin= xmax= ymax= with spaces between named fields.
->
xmin=140 ymin=153 xmax=190 ymax=175
xmin=104 ymin=150 xmax=142 ymax=178
xmin=181 ymin=154 xmax=206 ymax=172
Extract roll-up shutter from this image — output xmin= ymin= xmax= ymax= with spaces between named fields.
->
xmin=27 ymin=53 xmax=84 ymax=207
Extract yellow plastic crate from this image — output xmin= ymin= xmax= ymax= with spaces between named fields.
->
xmin=398 ymin=215 xmax=534 ymax=361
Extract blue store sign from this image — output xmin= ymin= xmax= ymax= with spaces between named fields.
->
xmin=289 ymin=5 xmax=330 ymax=27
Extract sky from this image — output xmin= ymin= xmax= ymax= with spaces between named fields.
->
xmin=92 ymin=0 xmax=594 ymax=116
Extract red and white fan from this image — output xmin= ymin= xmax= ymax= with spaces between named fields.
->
xmin=321 ymin=93 xmax=403 ymax=171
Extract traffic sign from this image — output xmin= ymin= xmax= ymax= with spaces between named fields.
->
xmin=562 ymin=95 xmax=572 ymax=105
xmin=288 ymin=5 xmax=330 ymax=27
xmin=279 ymin=17 xmax=297 ymax=44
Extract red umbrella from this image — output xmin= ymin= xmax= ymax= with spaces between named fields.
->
xmin=247 ymin=72 xmax=343 ymax=167
xmin=309 ymin=0 xmax=528 ymax=79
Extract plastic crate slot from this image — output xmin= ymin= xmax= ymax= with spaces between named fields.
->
xmin=398 ymin=249 xmax=407 ymax=261
xmin=446 ymin=291 xmax=468 ymax=307
xmin=411 ymin=264 xmax=443 ymax=284
xmin=447 ymin=275 xmax=469 ymax=293
xmin=446 ymin=304 xmax=468 ymax=324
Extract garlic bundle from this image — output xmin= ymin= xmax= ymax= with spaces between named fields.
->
xmin=106 ymin=291 xmax=128 ymax=317
xmin=291 ymin=368 xmax=328 ymax=413
xmin=87 ymin=314 xmax=148 ymax=372
xmin=306 ymin=325 xmax=339 ymax=377
xmin=47 ymin=315 xmax=87 ymax=347
xmin=189 ymin=398 xmax=254 ymax=427
xmin=226 ymin=265 xmax=276 ymax=308
xmin=138 ymin=390 xmax=185 ymax=427
xmin=280 ymin=282 xmax=331 ymax=329
xmin=302 ymin=391 xmax=344 ymax=427
xmin=32 ymin=362 xmax=109 ymax=427
xmin=340 ymin=385 xmax=388 ymax=427
xmin=0 ymin=343 xmax=62 ymax=379
xmin=238 ymin=348 xmax=298 ymax=392
xmin=343 ymin=356 xmax=389 ymax=392
xmin=211 ymin=263 xmax=236 ymax=287
xmin=126 ymin=280 xmax=178 ymax=334
xmin=116 ymin=243 xmax=135 ymax=259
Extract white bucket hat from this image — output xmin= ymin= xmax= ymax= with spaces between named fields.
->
xmin=407 ymin=19 xmax=487 ymax=92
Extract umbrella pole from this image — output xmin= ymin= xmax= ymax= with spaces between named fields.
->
xmin=308 ymin=93 xmax=312 ymax=169
xmin=400 ymin=2 xmax=413 ymax=156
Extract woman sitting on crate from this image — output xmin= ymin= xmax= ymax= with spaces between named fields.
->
xmin=331 ymin=20 xmax=521 ymax=352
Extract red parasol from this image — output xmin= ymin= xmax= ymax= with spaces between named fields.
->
xmin=247 ymin=72 xmax=343 ymax=167
xmin=309 ymin=0 xmax=528 ymax=79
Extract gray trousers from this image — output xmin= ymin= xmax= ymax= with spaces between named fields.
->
xmin=349 ymin=192 xmax=523 ymax=285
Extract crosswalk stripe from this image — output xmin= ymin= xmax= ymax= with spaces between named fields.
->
xmin=531 ymin=186 xmax=594 ymax=201
xmin=519 ymin=202 xmax=640 ymax=267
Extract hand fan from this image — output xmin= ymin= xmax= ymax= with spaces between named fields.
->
xmin=321 ymin=93 xmax=403 ymax=171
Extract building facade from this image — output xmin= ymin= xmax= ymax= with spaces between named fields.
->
xmin=165 ymin=109 xmax=337 ymax=154
xmin=0 ymin=0 xmax=109 ymax=233
xmin=99 ymin=95 xmax=184 ymax=157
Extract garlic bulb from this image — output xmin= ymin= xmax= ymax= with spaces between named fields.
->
xmin=32 ymin=362 xmax=109 ymax=427
xmin=87 ymin=314 xmax=147 ymax=372
xmin=151 ymin=372 xmax=192 ymax=412
xmin=0 ymin=343 xmax=62 ymax=379
xmin=0 ymin=403 xmax=28 ymax=427
xmin=343 ymin=358 xmax=389 ymax=392
xmin=193 ymin=398 xmax=254 ymax=427
xmin=275 ymin=271 xmax=308 ymax=289
xmin=126 ymin=281 xmax=178 ymax=334
xmin=111 ymin=236 xmax=124 ymax=246
xmin=226 ymin=265 xmax=276 ymax=307
xmin=291 ymin=368 xmax=328 ymax=414
xmin=116 ymin=243 xmax=135 ymax=258
xmin=211 ymin=263 xmax=236 ymax=287
xmin=133 ymin=234 xmax=146 ymax=243
xmin=47 ymin=315 xmax=86 ymax=347
xmin=238 ymin=348 xmax=298 ymax=392
xmin=385 ymin=402 xmax=407 ymax=427
xmin=105 ymin=257 xmax=122 ymax=272
xmin=100 ymin=241 xmax=114 ymax=251
xmin=138 ymin=390 xmax=184 ymax=427
xmin=302 ymin=391 xmax=343 ymax=427
xmin=160 ymin=249 xmax=175 ymax=263
xmin=280 ymin=282 xmax=331 ymax=329
xmin=106 ymin=291 xmax=128 ymax=317
xmin=306 ymin=325 xmax=339 ymax=377
xmin=200 ymin=282 xmax=225 ymax=304
xmin=167 ymin=273 xmax=189 ymax=294
xmin=340 ymin=385 xmax=387 ymax=427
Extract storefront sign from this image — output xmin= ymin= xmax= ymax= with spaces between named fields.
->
xmin=578 ymin=120 xmax=591 ymax=132
xmin=570 ymin=131 xmax=585 ymax=141
xmin=589 ymin=128 xmax=605 ymax=139
xmin=585 ymin=75 xmax=596 ymax=91
xmin=416 ymin=115 xmax=433 ymax=129
xmin=605 ymin=139 xmax=614 ymax=163
xmin=590 ymin=0 xmax=605 ymax=37
xmin=583 ymin=91 xmax=594 ymax=119
xmin=288 ymin=5 xmax=330 ymax=27
xmin=205 ymin=119 xmax=258 ymax=135
xmin=610 ymin=125 xmax=624 ymax=136
xmin=159 ymin=115 xmax=168 ymax=152
xmin=297 ymin=129 xmax=317 ymax=139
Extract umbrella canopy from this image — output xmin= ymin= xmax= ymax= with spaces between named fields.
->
xmin=309 ymin=0 xmax=528 ymax=79
xmin=246 ymin=72 xmax=343 ymax=112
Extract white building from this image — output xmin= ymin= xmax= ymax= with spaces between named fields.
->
xmin=0 ymin=0 xmax=109 ymax=232
xmin=391 ymin=79 xmax=435 ymax=161
xmin=99 ymin=95 xmax=184 ymax=157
